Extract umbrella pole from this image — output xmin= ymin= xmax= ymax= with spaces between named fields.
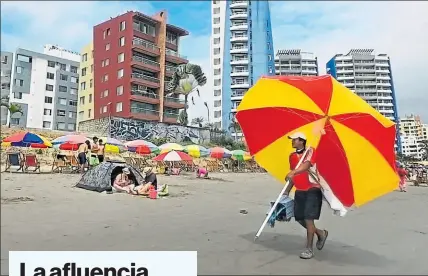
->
xmin=254 ymin=146 xmax=311 ymax=241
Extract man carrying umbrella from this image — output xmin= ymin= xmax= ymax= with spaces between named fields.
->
xmin=284 ymin=132 xmax=328 ymax=260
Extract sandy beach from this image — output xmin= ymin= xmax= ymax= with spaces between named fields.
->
xmin=1 ymin=171 xmax=428 ymax=275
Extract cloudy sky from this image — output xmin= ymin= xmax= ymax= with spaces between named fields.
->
xmin=1 ymin=1 xmax=427 ymax=121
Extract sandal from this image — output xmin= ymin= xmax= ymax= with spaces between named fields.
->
xmin=299 ymin=248 xmax=314 ymax=259
xmin=316 ymin=230 xmax=328 ymax=250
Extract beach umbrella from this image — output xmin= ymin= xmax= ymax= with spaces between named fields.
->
xmin=125 ymin=140 xmax=159 ymax=154
xmin=184 ymin=144 xmax=210 ymax=158
xmin=236 ymin=75 xmax=399 ymax=209
xmin=153 ymin=150 xmax=192 ymax=162
xmin=158 ymin=142 xmax=184 ymax=154
xmin=52 ymin=134 xmax=89 ymax=150
xmin=98 ymin=137 xmax=127 ymax=153
xmin=209 ymin=147 xmax=232 ymax=159
xmin=1 ymin=132 xmax=52 ymax=148
xmin=231 ymin=149 xmax=252 ymax=161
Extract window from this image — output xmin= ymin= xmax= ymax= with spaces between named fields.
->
xmin=68 ymin=111 xmax=76 ymax=118
xmin=46 ymin=84 xmax=54 ymax=91
xmin=102 ymin=74 xmax=108 ymax=82
xmin=89 ymin=79 xmax=93 ymax=88
xmin=71 ymin=66 xmax=78 ymax=73
xmin=103 ymin=106 xmax=107 ymax=113
xmin=134 ymin=21 xmax=156 ymax=36
xmin=15 ymin=79 xmax=24 ymax=86
xmin=81 ymin=67 xmax=87 ymax=76
xmin=89 ymin=94 xmax=92 ymax=103
xmin=70 ymin=88 xmax=77 ymax=95
xmin=214 ymin=58 xmax=221 ymax=65
xmin=106 ymin=28 xmax=111 ymax=36
xmin=44 ymin=96 xmax=53 ymax=103
xmin=213 ymin=17 xmax=220 ymax=24
xmin=214 ymin=89 xmax=221 ymax=96
xmin=60 ymin=74 xmax=68 ymax=81
xmin=1 ymin=55 xmax=8 ymax=64
xmin=214 ymin=68 xmax=221 ymax=75
xmin=214 ymin=79 xmax=221 ymax=86
xmin=59 ymin=98 xmax=67 ymax=105
xmin=88 ymin=109 xmax=92 ymax=118
xmin=213 ymin=27 xmax=220 ymax=34
xmin=214 ymin=111 xmax=221 ymax=118
xmin=214 ymin=37 xmax=220 ymax=44
xmin=16 ymin=66 xmax=23 ymax=74
xmin=105 ymin=43 xmax=110 ymax=51
xmin=214 ymin=100 xmax=221 ymax=107
xmin=71 ymin=76 xmax=78 ymax=83
xmin=68 ymin=123 xmax=75 ymax=131
xmin=59 ymin=63 xmax=66 ymax=71
xmin=43 ymin=109 xmax=52 ymax=116
xmin=117 ymin=69 xmax=124 ymax=79
xmin=80 ymin=82 xmax=86 ymax=90
xmin=214 ymin=48 xmax=220 ymax=55
xmin=46 ymin=72 xmax=55 ymax=79
xmin=43 ymin=121 xmax=51 ymax=128
xmin=59 ymin=86 xmax=67 ymax=92
xmin=14 ymin=92 xmax=22 ymax=99
xmin=102 ymin=59 xmax=110 ymax=67
xmin=79 ymin=96 xmax=85 ymax=105
xmin=213 ymin=7 xmax=220 ymax=14
xmin=82 ymin=53 xmax=88 ymax=62
xmin=10 ymin=118 xmax=20 ymax=125
xmin=17 ymin=54 xmax=30 ymax=62
xmin=102 ymin=90 xmax=109 ymax=98
xmin=57 ymin=122 xmax=66 ymax=130
xmin=119 ymin=37 xmax=125 ymax=47
xmin=268 ymin=55 xmax=272 ymax=61
xmin=90 ymin=64 xmax=93 ymax=73
xmin=116 ymin=85 xmax=123 ymax=95
xmin=116 ymin=102 xmax=123 ymax=112
xmin=120 ymin=21 xmax=126 ymax=31
xmin=69 ymin=100 xmax=78 ymax=106
xmin=47 ymin=60 xmax=55 ymax=67
xmin=57 ymin=110 xmax=66 ymax=117
xmin=166 ymin=32 xmax=177 ymax=45
xmin=118 ymin=53 xmax=125 ymax=63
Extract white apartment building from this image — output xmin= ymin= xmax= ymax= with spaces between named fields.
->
xmin=210 ymin=0 xmax=275 ymax=133
xmin=401 ymin=135 xmax=423 ymax=160
xmin=275 ymin=49 xmax=318 ymax=76
xmin=8 ymin=46 xmax=80 ymax=131
xmin=399 ymin=115 xmax=425 ymax=141
xmin=422 ymin=124 xmax=428 ymax=141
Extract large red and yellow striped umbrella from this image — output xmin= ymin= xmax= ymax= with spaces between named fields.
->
xmin=236 ymin=75 xmax=399 ymax=208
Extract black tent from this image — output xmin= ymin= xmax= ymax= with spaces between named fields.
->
xmin=76 ymin=161 xmax=145 ymax=192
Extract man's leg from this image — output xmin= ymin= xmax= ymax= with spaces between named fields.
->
xmin=298 ymin=220 xmax=324 ymax=241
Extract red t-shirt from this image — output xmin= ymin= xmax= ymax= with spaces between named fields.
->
xmin=289 ymin=147 xmax=319 ymax=191
xmin=397 ymin=168 xmax=407 ymax=179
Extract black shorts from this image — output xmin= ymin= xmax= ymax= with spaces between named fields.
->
xmin=78 ymin=152 xmax=87 ymax=165
xmin=294 ymin=188 xmax=323 ymax=221
xmin=98 ymin=155 xmax=104 ymax=163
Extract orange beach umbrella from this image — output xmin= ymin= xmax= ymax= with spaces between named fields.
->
xmin=236 ymin=75 xmax=399 ymax=208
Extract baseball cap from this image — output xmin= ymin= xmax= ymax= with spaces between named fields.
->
xmin=122 ymin=167 xmax=130 ymax=174
xmin=288 ymin=132 xmax=307 ymax=141
xmin=143 ymin=167 xmax=153 ymax=174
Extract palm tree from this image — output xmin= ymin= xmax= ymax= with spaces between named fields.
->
xmin=1 ymin=96 xmax=23 ymax=127
xmin=419 ymin=140 xmax=428 ymax=161
xmin=229 ymin=118 xmax=241 ymax=142
xmin=177 ymin=110 xmax=188 ymax=126
xmin=191 ymin=117 xmax=204 ymax=128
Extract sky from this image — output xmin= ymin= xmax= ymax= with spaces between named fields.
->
xmin=1 ymin=1 xmax=427 ymax=122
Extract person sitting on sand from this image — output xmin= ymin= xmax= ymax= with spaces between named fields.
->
xmin=112 ymin=168 xmax=136 ymax=194
xmin=134 ymin=167 xmax=158 ymax=195
xmin=196 ymin=166 xmax=209 ymax=178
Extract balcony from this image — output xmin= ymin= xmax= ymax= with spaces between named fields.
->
xmin=165 ymin=65 xmax=177 ymax=77
xmin=130 ymin=107 xmax=160 ymax=121
xmin=343 ymin=82 xmax=355 ymax=88
xmin=131 ymin=73 xmax=160 ymax=89
xmin=377 ymin=82 xmax=391 ymax=87
xmin=230 ymin=11 xmax=248 ymax=19
xmin=163 ymin=112 xmax=179 ymax=124
xmin=354 ymin=68 xmax=376 ymax=73
xmin=230 ymin=1 xmax=248 ymax=8
xmin=230 ymin=23 xmax=248 ymax=31
xmin=230 ymin=59 xmax=248 ymax=65
xmin=231 ymin=70 xmax=249 ymax=77
xmin=231 ymin=82 xmax=250 ymax=89
xmin=231 ymin=90 xmax=246 ymax=100
xmin=130 ymin=89 xmax=160 ymax=105
xmin=165 ymin=50 xmax=188 ymax=64
xmin=131 ymin=56 xmax=160 ymax=73
xmin=132 ymin=37 xmax=160 ymax=57
xmin=163 ymin=96 xmax=185 ymax=109
xmin=230 ymin=46 xmax=248 ymax=54
xmin=230 ymin=35 xmax=248 ymax=42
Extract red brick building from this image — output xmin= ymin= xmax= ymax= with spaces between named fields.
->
xmin=93 ymin=10 xmax=188 ymax=123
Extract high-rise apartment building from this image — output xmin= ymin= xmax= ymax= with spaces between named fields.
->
xmin=210 ymin=0 xmax=275 ymax=133
xmin=1 ymin=51 xmax=13 ymax=125
xmin=77 ymin=42 xmax=95 ymax=126
xmin=90 ymin=10 xmax=188 ymax=126
xmin=275 ymin=49 xmax=318 ymax=76
xmin=326 ymin=49 xmax=401 ymax=150
xmin=8 ymin=47 xmax=80 ymax=131
xmin=399 ymin=115 xmax=424 ymax=141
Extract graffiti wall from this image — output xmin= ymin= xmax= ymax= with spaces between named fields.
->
xmin=78 ymin=117 xmax=210 ymax=144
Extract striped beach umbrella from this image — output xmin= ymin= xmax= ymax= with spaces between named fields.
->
xmin=153 ymin=150 xmax=192 ymax=162
xmin=209 ymin=147 xmax=232 ymax=159
xmin=98 ymin=137 xmax=127 ymax=153
xmin=125 ymin=140 xmax=159 ymax=155
xmin=231 ymin=149 xmax=252 ymax=161
xmin=52 ymin=134 xmax=89 ymax=150
xmin=184 ymin=144 xmax=210 ymax=158
xmin=158 ymin=143 xmax=184 ymax=154
xmin=1 ymin=132 xmax=52 ymax=148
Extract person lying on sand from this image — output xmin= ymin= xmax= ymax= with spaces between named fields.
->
xmin=196 ymin=167 xmax=209 ymax=178
xmin=112 ymin=168 xmax=137 ymax=194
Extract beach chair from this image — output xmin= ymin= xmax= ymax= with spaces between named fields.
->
xmin=4 ymin=152 xmax=24 ymax=173
xmin=66 ymin=155 xmax=80 ymax=173
xmin=23 ymin=154 xmax=41 ymax=173
xmin=51 ymin=153 xmax=68 ymax=173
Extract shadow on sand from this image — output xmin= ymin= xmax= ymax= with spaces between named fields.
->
xmin=241 ymin=232 xmax=392 ymax=268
